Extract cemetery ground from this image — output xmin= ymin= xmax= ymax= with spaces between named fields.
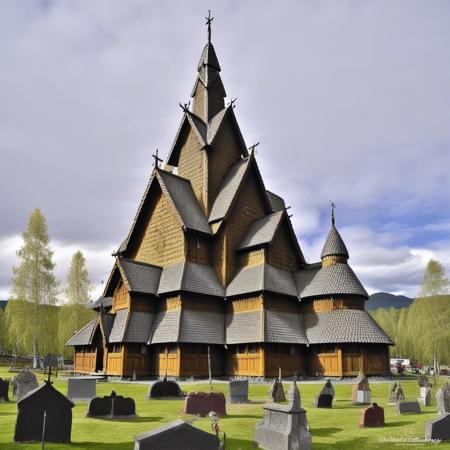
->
xmin=0 ymin=367 xmax=449 ymax=450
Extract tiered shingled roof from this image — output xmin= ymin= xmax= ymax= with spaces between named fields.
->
xmin=67 ymin=17 xmax=393 ymax=352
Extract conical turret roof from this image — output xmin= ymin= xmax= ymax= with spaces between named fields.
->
xmin=320 ymin=225 xmax=349 ymax=259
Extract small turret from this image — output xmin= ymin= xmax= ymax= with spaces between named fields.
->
xmin=321 ymin=203 xmax=349 ymax=268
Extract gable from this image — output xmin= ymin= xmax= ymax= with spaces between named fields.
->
xmin=268 ymin=219 xmax=304 ymax=272
xmin=219 ymin=164 xmax=271 ymax=283
xmin=132 ymin=186 xmax=185 ymax=267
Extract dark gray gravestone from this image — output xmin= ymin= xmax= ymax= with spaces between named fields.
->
xmin=113 ymin=394 xmax=136 ymax=416
xmin=314 ymin=393 xmax=333 ymax=408
xmin=227 ymin=380 xmax=248 ymax=404
xmin=87 ymin=396 xmax=111 ymax=416
xmin=12 ymin=368 xmax=39 ymax=401
xmin=425 ymin=414 xmax=450 ymax=441
xmin=134 ymin=419 xmax=220 ymax=450
xmin=0 ymin=378 xmax=9 ymax=401
xmin=14 ymin=381 xmax=74 ymax=443
xmin=320 ymin=379 xmax=335 ymax=400
xmin=255 ymin=380 xmax=312 ymax=450
xmin=147 ymin=378 xmax=181 ymax=398
xmin=436 ymin=383 xmax=450 ymax=416
xmin=67 ymin=377 xmax=96 ymax=401
xmin=396 ymin=401 xmax=421 ymax=414
xmin=43 ymin=354 xmax=59 ymax=369
xmin=87 ymin=391 xmax=136 ymax=417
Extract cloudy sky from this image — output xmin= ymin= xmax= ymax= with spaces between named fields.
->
xmin=1 ymin=0 xmax=450 ymax=300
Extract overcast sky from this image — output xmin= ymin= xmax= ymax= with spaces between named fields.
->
xmin=1 ymin=0 xmax=450 ymax=300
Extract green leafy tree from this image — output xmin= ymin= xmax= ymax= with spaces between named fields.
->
xmin=10 ymin=208 xmax=59 ymax=367
xmin=59 ymin=251 xmax=95 ymax=357
xmin=419 ymin=259 xmax=449 ymax=375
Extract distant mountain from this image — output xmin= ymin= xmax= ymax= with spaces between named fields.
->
xmin=0 ymin=300 xmax=7 ymax=311
xmin=366 ymin=292 xmax=413 ymax=311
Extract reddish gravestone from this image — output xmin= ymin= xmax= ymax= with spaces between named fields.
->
xmin=183 ymin=392 xmax=226 ymax=417
xmin=360 ymin=403 xmax=385 ymax=428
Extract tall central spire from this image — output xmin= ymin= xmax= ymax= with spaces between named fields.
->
xmin=191 ymin=11 xmax=226 ymax=123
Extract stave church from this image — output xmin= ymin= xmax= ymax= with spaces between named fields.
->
xmin=67 ymin=15 xmax=393 ymax=378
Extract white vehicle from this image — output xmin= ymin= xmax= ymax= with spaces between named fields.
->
xmin=390 ymin=358 xmax=410 ymax=367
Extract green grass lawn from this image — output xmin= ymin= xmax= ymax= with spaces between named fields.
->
xmin=0 ymin=367 xmax=449 ymax=450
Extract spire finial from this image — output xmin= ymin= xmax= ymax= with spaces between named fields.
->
xmin=152 ymin=149 xmax=163 ymax=168
xmin=205 ymin=10 xmax=214 ymax=43
xmin=330 ymin=201 xmax=336 ymax=227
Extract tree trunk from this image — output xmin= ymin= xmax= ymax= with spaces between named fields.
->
xmin=33 ymin=335 xmax=41 ymax=369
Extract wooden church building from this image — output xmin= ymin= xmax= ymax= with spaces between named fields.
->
xmin=67 ymin=16 xmax=393 ymax=378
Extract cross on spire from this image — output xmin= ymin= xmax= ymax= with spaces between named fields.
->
xmin=152 ymin=149 xmax=163 ymax=168
xmin=249 ymin=142 xmax=260 ymax=153
xmin=330 ymin=201 xmax=336 ymax=226
xmin=205 ymin=10 xmax=214 ymax=42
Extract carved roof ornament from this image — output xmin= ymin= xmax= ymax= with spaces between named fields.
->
xmin=205 ymin=10 xmax=214 ymax=43
xmin=152 ymin=149 xmax=163 ymax=169
xmin=330 ymin=200 xmax=336 ymax=227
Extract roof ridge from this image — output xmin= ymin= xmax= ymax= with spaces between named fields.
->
xmin=118 ymin=257 xmax=162 ymax=270
xmin=156 ymin=167 xmax=191 ymax=184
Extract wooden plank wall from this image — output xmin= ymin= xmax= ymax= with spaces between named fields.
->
xmin=134 ymin=189 xmax=185 ymax=267
xmin=208 ymin=118 xmax=241 ymax=204
xmin=267 ymin=222 xmax=299 ymax=272
xmin=178 ymin=127 xmax=207 ymax=212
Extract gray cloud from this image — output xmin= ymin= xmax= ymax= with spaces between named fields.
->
xmin=1 ymin=1 xmax=450 ymax=298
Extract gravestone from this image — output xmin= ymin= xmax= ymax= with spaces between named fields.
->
xmin=43 ymin=353 xmax=59 ymax=369
xmin=418 ymin=386 xmax=432 ymax=406
xmin=314 ymin=393 xmax=333 ymax=408
xmin=359 ymin=403 xmax=385 ymax=427
xmin=113 ymin=393 xmax=136 ymax=416
xmin=396 ymin=401 xmax=421 ymax=414
xmin=147 ymin=377 xmax=182 ymax=398
xmin=87 ymin=396 xmax=111 ymax=416
xmin=352 ymin=373 xmax=371 ymax=405
xmin=388 ymin=382 xmax=405 ymax=404
xmin=436 ymin=383 xmax=450 ymax=416
xmin=320 ymin=379 xmax=335 ymax=400
xmin=227 ymin=380 xmax=248 ymax=404
xmin=255 ymin=379 xmax=312 ymax=450
xmin=183 ymin=392 xmax=226 ymax=417
xmin=12 ymin=368 xmax=39 ymax=401
xmin=0 ymin=378 xmax=9 ymax=401
xmin=87 ymin=390 xmax=136 ymax=417
xmin=67 ymin=377 xmax=96 ymax=401
xmin=134 ymin=419 xmax=220 ymax=450
xmin=269 ymin=377 xmax=286 ymax=403
xmin=14 ymin=380 xmax=74 ymax=443
xmin=425 ymin=414 xmax=450 ymax=441
xmin=418 ymin=375 xmax=431 ymax=387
